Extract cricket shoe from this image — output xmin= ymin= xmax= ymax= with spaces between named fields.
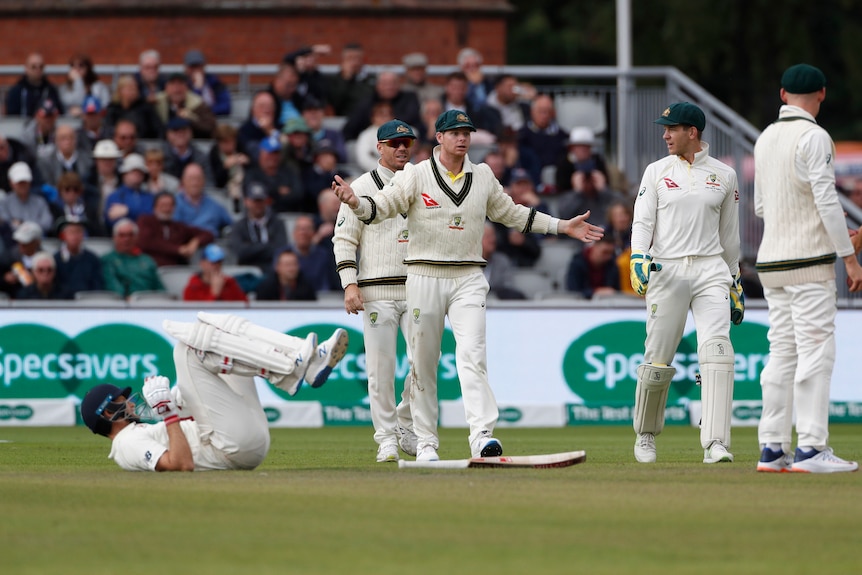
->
xmin=703 ymin=441 xmax=734 ymax=464
xmin=376 ymin=443 xmax=399 ymax=463
xmin=304 ymin=328 xmax=349 ymax=388
xmin=396 ymin=425 xmax=418 ymax=457
xmin=756 ymin=446 xmax=792 ymax=473
xmin=634 ymin=433 xmax=656 ymax=463
xmin=791 ymin=447 xmax=859 ymax=474
xmin=416 ymin=445 xmax=439 ymax=462
xmin=471 ymin=431 xmax=503 ymax=458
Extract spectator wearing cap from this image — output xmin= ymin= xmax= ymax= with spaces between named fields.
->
xmin=105 ymin=75 xmax=164 ymax=140
xmin=493 ymin=167 xmax=548 ymax=268
xmin=134 ymin=49 xmax=166 ymax=104
xmin=183 ymin=49 xmax=231 ymax=117
xmin=88 ymin=139 xmax=122 ymax=208
xmin=53 ymin=216 xmax=104 ymax=298
xmin=49 ymin=172 xmax=103 ymax=237
xmin=267 ymin=62 xmax=305 ymax=129
xmin=1 ymin=162 xmax=53 ymax=235
xmin=1 ymin=133 xmax=39 ymax=195
xmin=302 ymin=96 xmax=347 ymax=163
xmin=255 ymin=247 xmax=316 ymax=301
xmin=38 ymin=124 xmax=93 ymax=187
xmin=401 ymin=52 xmax=444 ymax=104
xmin=0 ymin=220 xmax=44 ymax=297
xmin=354 ymin=101 xmax=395 ymax=173
xmin=554 ymin=126 xmax=610 ymax=195
xmin=209 ymin=124 xmax=249 ymax=206
xmin=104 ymin=153 xmax=154 ymax=231
xmin=516 ymin=94 xmax=567 ymax=178
xmin=162 ymin=116 xmax=213 ymax=185
xmin=237 ymin=91 xmax=278 ymax=163
xmin=327 ymin=42 xmax=375 ymax=118
xmin=173 ymin=163 xmax=233 ymax=237
xmin=20 ymin=96 xmax=61 ymax=160
xmin=303 ymin=140 xmax=345 ymax=210
xmin=227 ymin=182 xmax=288 ymax=272
xmin=101 ymin=217 xmax=165 ymax=298
xmin=77 ymin=95 xmax=111 ymax=153
xmin=282 ymin=117 xmax=315 ymax=184
xmin=283 ymin=44 xmax=330 ymax=108
xmin=155 ymin=72 xmax=216 ymax=139
xmin=244 ymin=133 xmax=306 ymax=213
xmin=16 ymin=251 xmax=63 ymax=300
xmin=59 ymin=54 xmax=111 ymax=116
xmin=182 ymin=243 xmax=247 ymax=302
xmin=342 ymin=70 xmax=421 ymax=142
xmin=138 ymin=191 xmax=214 ymax=267
xmin=5 ymin=53 xmax=65 ymax=118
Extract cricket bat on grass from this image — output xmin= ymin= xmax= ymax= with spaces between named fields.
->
xmin=398 ymin=450 xmax=586 ymax=469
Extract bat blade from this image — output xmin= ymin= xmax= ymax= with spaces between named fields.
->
xmin=398 ymin=450 xmax=586 ymax=470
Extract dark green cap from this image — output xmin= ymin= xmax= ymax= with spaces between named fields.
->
xmin=282 ymin=116 xmax=311 ymax=134
xmin=654 ymin=102 xmax=706 ymax=131
xmin=377 ymin=119 xmax=417 ymax=141
xmin=781 ymin=63 xmax=826 ymax=94
xmin=435 ymin=109 xmax=476 ymax=133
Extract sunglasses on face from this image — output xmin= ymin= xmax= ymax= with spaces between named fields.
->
xmin=382 ymin=138 xmax=414 ymax=149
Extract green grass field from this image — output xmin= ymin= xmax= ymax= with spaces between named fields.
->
xmin=1 ymin=425 xmax=859 ymax=574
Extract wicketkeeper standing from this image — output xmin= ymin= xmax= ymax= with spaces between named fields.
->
xmin=630 ymin=102 xmax=742 ymax=464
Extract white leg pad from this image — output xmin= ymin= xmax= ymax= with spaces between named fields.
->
xmin=698 ymin=337 xmax=735 ymax=448
xmin=633 ymin=364 xmax=676 ymax=435
xmin=196 ymin=312 xmax=306 ymax=350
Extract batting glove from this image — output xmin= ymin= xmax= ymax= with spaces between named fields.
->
xmin=143 ymin=375 xmax=180 ymax=425
xmin=630 ymin=251 xmax=662 ymax=296
xmin=730 ymin=271 xmax=745 ymax=325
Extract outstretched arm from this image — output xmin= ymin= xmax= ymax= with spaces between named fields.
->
xmin=332 ymin=175 xmax=359 ymax=209
xmin=557 ymin=210 xmax=605 ymax=243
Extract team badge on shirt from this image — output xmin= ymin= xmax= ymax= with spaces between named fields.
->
xmin=412 ymin=308 xmax=421 ymax=324
xmin=448 ymin=215 xmax=464 ymax=230
xmin=369 ymin=312 xmax=378 ymax=326
xmin=398 ymin=229 xmax=409 ymax=243
xmin=706 ymin=173 xmax=721 ymax=188
xmin=421 ymin=193 xmax=440 ymax=208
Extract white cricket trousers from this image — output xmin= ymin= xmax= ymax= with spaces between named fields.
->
xmin=173 ymin=344 xmax=271 ymax=469
xmin=644 ymin=255 xmax=731 ymax=364
xmin=406 ymin=270 xmax=499 ymax=450
xmin=363 ymin=299 xmax=414 ymax=447
xmin=758 ymin=281 xmax=836 ymax=451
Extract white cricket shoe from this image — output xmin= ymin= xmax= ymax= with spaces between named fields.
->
xmin=304 ymin=328 xmax=349 ymax=388
xmin=376 ymin=444 xmax=399 ymax=463
xmin=791 ymin=448 xmax=859 ymax=473
xmin=396 ymin=425 xmax=418 ymax=457
xmin=703 ymin=441 xmax=734 ymax=463
xmin=471 ymin=431 xmax=503 ymax=458
xmin=634 ymin=433 xmax=657 ymax=463
xmin=416 ymin=445 xmax=439 ymax=462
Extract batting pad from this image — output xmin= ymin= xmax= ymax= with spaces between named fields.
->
xmin=398 ymin=450 xmax=586 ymax=469
xmin=196 ymin=312 xmax=307 ymax=350
xmin=633 ymin=364 xmax=676 ymax=435
xmin=698 ymin=337 xmax=735 ymax=447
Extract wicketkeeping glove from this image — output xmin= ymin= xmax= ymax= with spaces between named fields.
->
xmin=730 ymin=271 xmax=745 ymax=325
xmin=630 ymin=251 xmax=662 ymax=296
xmin=143 ymin=375 xmax=180 ymax=425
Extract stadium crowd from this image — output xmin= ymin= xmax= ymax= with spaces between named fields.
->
xmin=0 ymin=44 xmax=671 ymax=302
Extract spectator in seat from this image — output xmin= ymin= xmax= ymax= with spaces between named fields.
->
xmin=53 ymin=216 xmax=104 ymax=298
xmin=183 ymin=50 xmax=231 ymax=117
xmin=138 ymin=191 xmax=214 ymax=267
xmin=89 ymin=139 xmax=122 ymax=211
xmin=209 ymin=123 xmax=249 ymax=210
xmin=495 ymin=168 xmax=547 ymax=268
xmin=183 ymin=243 xmax=247 ymax=302
xmin=482 ymin=221 xmax=526 ymax=300
xmin=1 ymin=162 xmax=53 ymax=235
xmin=281 ymin=117 xmax=315 ymax=187
xmin=244 ymin=134 xmax=306 ymax=214
xmin=557 ymin=163 xmax=624 ymax=225
xmin=104 ymin=153 xmax=154 ymax=232
xmin=20 ymin=97 xmax=60 ymax=161
xmin=485 ymin=74 xmax=532 ymax=135
xmin=417 ymin=97 xmax=444 ymax=146
xmin=5 ymin=53 xmax=64 ymax=118
xmin=401 ymin=52 xmax=444 ymax=104
xmin=255 ymin=247 xmax=316 ymax=301
xmin=16 ymin=251 xmax=62 ymax=300
xmin=0 ymin=221 xmax=44 ymax=298
xmin=302 ymin=96 xmax=347 ymax=163
xmin=555 ymin=126 xmax=609 ymax=194
xmin=143 ymin=148 xmax=180 ymax=195
xmin=354 ymin=102 xmax=395 ymax=173
xmin=101 ymin=218 xmax=165 ymax=298
xmin=237 ymin=91 xmax=278 ymax=163
xmin=266 ymin=62 xmax=305 ymax=129
xmin=173 ymin=163 xmax=233 ymax=238
xmin=342 ymin=71 xmax=421 ymax=141
xmin=303 ymin=140 xmax=344 ymax=212
xmin=38 ymin=124 xmax=92 ymax=188
xmin=105 ymin=75 xmax=163 ymax=140
xmin=227 ymin=183 xmax=288 ymax=272
xmin=59 ymin=54 xmax=111 ymax=116
xmin=456 ymin=47 xmax=494 ymax=112
xmin=134 ymin=49 xmax=166 ymax=104
xmin=517 ymin=94 xmax=568 ymax=188
xmin=77 ymin=96 xmax=110 ymax=153
xmin=565 ymin=236 xmax=620 ymax=299
xmin=49 ymin=172 xmax=103 ymax=237
xmin=440 ymin=72 xmax=499 ymax=136
xmin=327 ymin=42 xmax=375 ymax=118
xmin=0 ymin=134 xmax=39 ymax=194
xmin=283 ymin=44 xmax=331 ymax=108
xmin=291 ymin=214 xmax=339 ymax=292
xmin=112 ymin=119 xmax=144 ymax=159
xmin=155 ymin=73 xmax=216 ymax=139
xmin=162 ymin=117 xmax=213 ymax=185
